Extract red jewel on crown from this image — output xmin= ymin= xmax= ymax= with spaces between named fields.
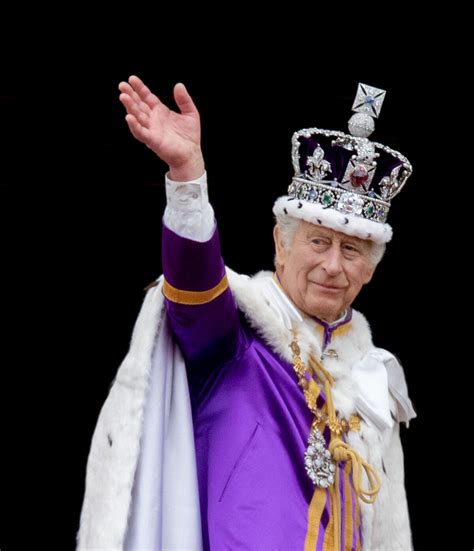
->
xmin=350 ymin=164 xmax=369 ymax=188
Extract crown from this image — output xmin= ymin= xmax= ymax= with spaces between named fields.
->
xmin=273 ymin=83 xmax=412 ymax=244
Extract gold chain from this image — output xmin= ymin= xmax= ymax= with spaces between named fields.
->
xmin=289 ymin=338 xmax=360 ymax=435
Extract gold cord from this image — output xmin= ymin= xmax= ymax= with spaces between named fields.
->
xmin=290 ymin=339 xmax=360 ymax=435
xmin=290 ymin=332 xmax=381 ymax=549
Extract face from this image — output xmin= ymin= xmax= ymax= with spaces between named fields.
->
xmin=274 ymin=221 xmax=375 ymax=322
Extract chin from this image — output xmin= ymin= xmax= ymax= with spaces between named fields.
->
xmin=309 ymin=300 xmax=341 ymax=321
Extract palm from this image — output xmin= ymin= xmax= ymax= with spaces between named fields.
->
xmin=146 ymin=102 xmax=200 ymax=167
xmin=118 ymin=76 xmax=201 ymax=169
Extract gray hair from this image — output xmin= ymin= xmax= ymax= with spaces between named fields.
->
xmin=274 ymin=212 xmax=301 ymax=248
xmin=274 ymin=213 xmax=386 ymax=268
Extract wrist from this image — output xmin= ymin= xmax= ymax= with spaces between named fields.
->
xmin=169 ymin=153 xmax=205 ymax=182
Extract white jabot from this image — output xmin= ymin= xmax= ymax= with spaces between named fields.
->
xmin=372 ymin=348 xmax=417 ymax=425
xmin=353 ymin=348 xmax=416 ymax=431
xmin=163 ymin=171 xmax=215 ymax=242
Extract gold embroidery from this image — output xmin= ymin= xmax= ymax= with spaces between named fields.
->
xmin=162 ymin=275 xmax=228 ymax=305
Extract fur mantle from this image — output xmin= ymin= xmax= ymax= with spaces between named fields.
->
xmin=78 ymin=270 xmax=414 ymax=551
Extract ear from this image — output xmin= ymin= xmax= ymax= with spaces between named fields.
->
xmin=273 ymin=225 xmax=287 ymax=268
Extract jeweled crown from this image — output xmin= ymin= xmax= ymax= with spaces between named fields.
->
xmin=275 ymin=84 xmax=412 ymax=244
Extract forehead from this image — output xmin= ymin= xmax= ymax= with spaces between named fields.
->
xmin=299 ymin=221 xmax=369 ymax=246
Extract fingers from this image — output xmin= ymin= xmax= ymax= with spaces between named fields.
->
xmin=118 ymin=77 xmax=197 ymax=119
xmin=119 ymin=80 xmax=150 ymax=111
xmin=173 ymin=83 xmax=199 ymax=116
xmin=125 ymin=114 xmax=150 ymax=144
xmin=128 ymin=75 xmax=161 ymax=110
xmin=118 ymin=81 xmax=151 ymax=117
xmin=119 ymin=92 xmax=150 ymax=127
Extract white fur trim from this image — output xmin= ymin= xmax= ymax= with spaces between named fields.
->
xmin=77 ymin=284 xmax=164 ymax=550
xmin=77 ymin=280 xmax=202 ymax=551
xmin=273 ymin=196 xmax=393 ymax=244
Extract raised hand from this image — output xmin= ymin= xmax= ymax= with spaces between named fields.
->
xmin=118 ymin=76 xmax=205 ymax=181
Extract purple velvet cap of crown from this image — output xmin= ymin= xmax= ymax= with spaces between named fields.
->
xmin=296 ymin=134 xmax=405 ymax=199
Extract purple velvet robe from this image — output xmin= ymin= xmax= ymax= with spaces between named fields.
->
xmin=162 ymin=223 xmax=361 ymax=551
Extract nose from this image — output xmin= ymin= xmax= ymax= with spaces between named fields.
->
xmin=322 ymin=245 xmax=343 ymax=276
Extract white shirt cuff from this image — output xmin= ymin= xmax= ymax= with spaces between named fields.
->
xmin=163 ymin=171 xmax=215 ymax=242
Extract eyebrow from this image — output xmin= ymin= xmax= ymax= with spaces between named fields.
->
xmin=306 ymin=230 xmax=367 ymax=248
xmin=306 ymin=229 xmax=332 ymax=239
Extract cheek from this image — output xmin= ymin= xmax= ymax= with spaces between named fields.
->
xmin=290 ymin=251 xmax=312 ymax=272
xmin=300 ymin=252 xmax=321 ymax=272
xmin=299 ymin=263 xmax=318 ymax=283
xmin=348 ymin=268 xmax=370 ymax=291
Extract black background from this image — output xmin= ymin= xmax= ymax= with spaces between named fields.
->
xmin=1 ymin=12 xmax=470 ymax=551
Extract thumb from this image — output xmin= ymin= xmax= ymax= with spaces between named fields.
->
xmin=174 ymin=82 xmax=198 ymax=116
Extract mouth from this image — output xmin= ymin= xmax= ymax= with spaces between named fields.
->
xmin=310 ymin=281 xmax=344 ymax=292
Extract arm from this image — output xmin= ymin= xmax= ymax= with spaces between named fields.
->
xmin=161 ymin=220 xmax=240 ymax=369
xmin=119 ymin=76 xmax=241 ymax=370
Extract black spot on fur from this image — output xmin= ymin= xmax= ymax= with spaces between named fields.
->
xmin=343 ymin=217 xmax=349 ymax=224
xmin=382 ymin=459 xmax=387 ymax=475
xmin=297 ymin=202 xmax=303 ymax=209
xmin=283 ymin=208 xmax=288 ymax=215
xmin=107 ymin=434 xmax=113 ymax=447
xmin=317 ymin=219 xmax=322 ymax=224
xmin=366 ymin=233 xmax=371 ymax=238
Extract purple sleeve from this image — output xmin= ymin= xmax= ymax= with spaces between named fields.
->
xmin=162 ymin=222 xmax=242 ymax=369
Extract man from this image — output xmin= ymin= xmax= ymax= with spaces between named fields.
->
xmin=78 ymin=78 xmax=416 ymax=550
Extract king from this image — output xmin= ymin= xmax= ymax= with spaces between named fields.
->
xmin=78 ymin=80 xmax=417 ymax=551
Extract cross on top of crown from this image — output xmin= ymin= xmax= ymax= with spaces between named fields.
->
xmin=352 ymin=83 xmax=386 ymax=119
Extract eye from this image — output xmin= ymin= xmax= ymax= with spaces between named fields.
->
xmin=311 ymin=238 xmax=330 ymax=248
xmin=342 ymin=243 xmax=362 ymax=257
